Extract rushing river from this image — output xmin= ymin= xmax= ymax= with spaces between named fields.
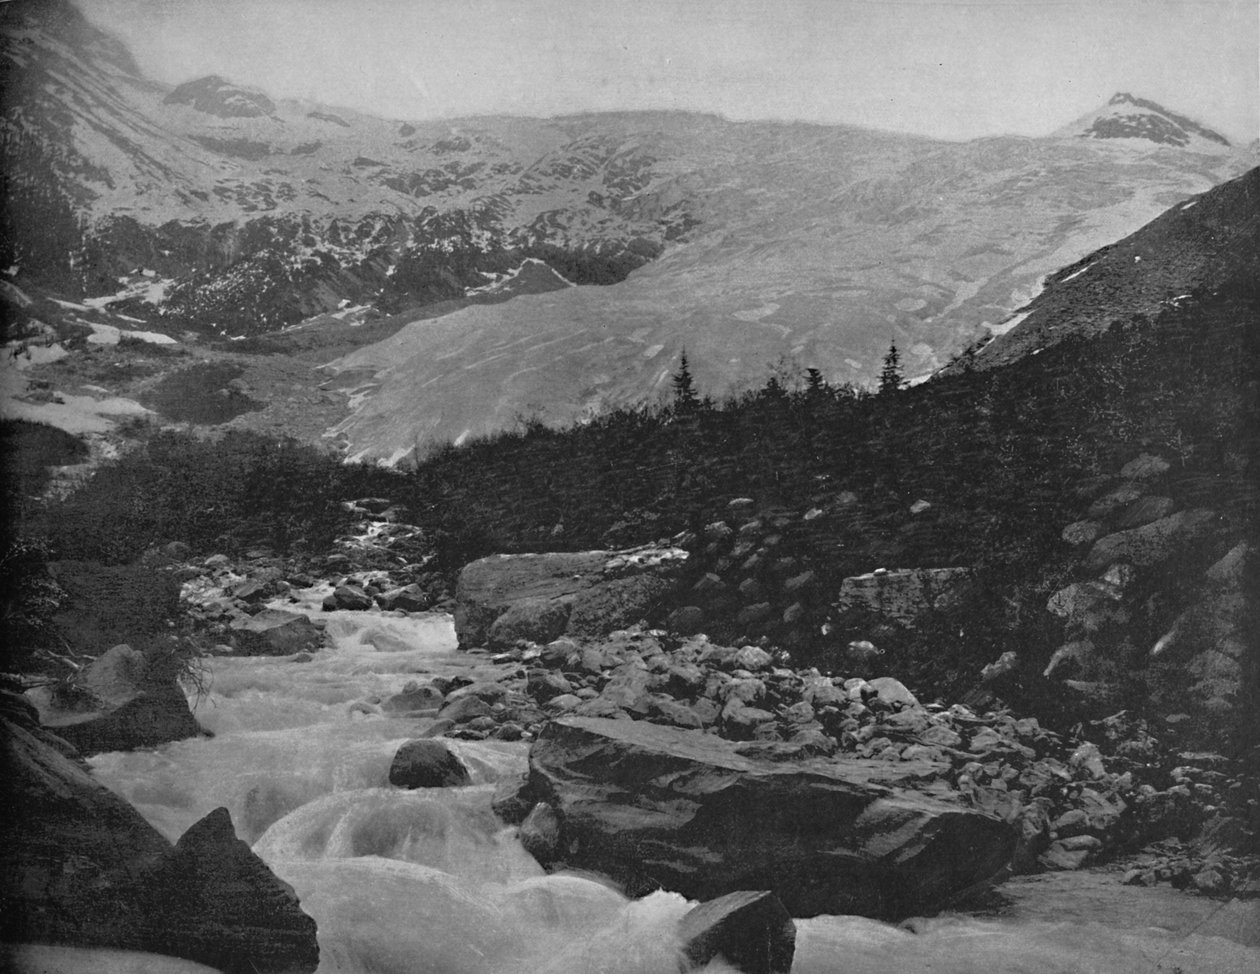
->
xmin=18 ymin=596 xmax=1258 ymax=974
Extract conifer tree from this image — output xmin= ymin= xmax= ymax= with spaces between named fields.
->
xmin=672 ymin=350 xmax=699 ymax=413
xmin=878 ymin=341 xmax=904 ymax=395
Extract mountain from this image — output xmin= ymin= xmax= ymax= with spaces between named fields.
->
xmin=323 ymin=128 xmax=1251 ymax=460
xmin=1056 ymin=92 xmax=1234 ymax=151
xmin=962 ymin=165 xmax=1260 ymax=371
xmin=1 ymin=0 xmax=1251 ymax=460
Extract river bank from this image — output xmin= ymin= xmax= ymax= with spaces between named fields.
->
xmin=13 ymin=595 xmax=1247 ymax=974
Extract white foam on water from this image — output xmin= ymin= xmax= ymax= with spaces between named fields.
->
xmin=83 ymin=604 xmax=1260 ymax=974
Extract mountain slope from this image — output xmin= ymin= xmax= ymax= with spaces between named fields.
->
xmin=2 ymin=1 xmax=1251 ymax=458
xmin=325 ymin=137 xmax=1251 ymax=460
xmin=965 ymin=165 xmax=1260 ymax=371
xmin=1056 ymin=92 xmax=1234 ymax=151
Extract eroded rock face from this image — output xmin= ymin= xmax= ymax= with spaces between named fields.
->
xmin=24 ymin=644 xmax=202 ymax=756
xmin=454 ymin=545 xmax=687 ymax=649
xmin=512 ymin=716 xmax=1014 ymax=918
xmin=0 ymin=695 xmax=319 ymax=973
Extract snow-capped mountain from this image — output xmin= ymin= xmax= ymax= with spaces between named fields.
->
xmin=1056 ymin=92 xmax=1234 ymax=152
xmin=2 ymin=0 xmax=1252 ymax=460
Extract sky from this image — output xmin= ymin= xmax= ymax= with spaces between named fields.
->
xmin=78 ymin=0 xmax=1259 ymax=142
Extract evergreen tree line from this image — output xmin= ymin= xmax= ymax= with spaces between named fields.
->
xmin=9 ymin=276 xmax=1254 ymax=613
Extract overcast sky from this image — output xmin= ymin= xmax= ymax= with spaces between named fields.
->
xmin=79 ymin=0 xmax=1258 ymax=142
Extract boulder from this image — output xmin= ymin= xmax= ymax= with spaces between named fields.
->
xmin=512 ymin=716 xmax=1014 ymax=918
xmin=866 ymin=677 xmax=919 ymax=709
xmin=454 ymin=546 xmax=687 ymax=648
xmin=231 ymin=577 xmax=273 ymax=603
xmin=1113 ymin=495 xmax=1175 ymax=530
xmin=230 ymin=609 xmax=322 ymax=656
xmin=834 ymin=567 xmax=975 ymax=627
xmin=488 ymin=596 xmax=573 ymax=648
xmin=0 ymin=698 xmax=318 ymax=973
xmin=388 ymin=739 xmax=470 ymax=788
xmin=1119 ymin=453 xmax=1171 ymax=479
xmin=25 ymin=644 xmax=201 ymax=756
xmin=438 ymin=695 xmax=493 ymax=724
xmin=736 ymin=602 xmax=773 ymax=628
xmin=667 ymin=605 xmax=706 ymax=636
xmin=1083 ymin=508 xmax=1218 ymax=573
xmin=381 ymin=681 xmax=444 ymax=716
xmin=518 ymin=802 xmax=562 ymax=861
xmin=1086 ymin=482 xmax=1145 ymax=519
xmin=1046 ymin=580 xmax=1125 ymax=634
xmin=1147 ymin=542 xmax=1252 ymax=745
xmin=677 ymin=890 xmax=795 ymax=974
xmin=1061 ymin=520 xmax=1102 ymax=546
xmin=567 ymin=574 xmax=674 ymax=637
xmin=144 ymin=807 xmax=321 ymax=974
xmin=377 ymin=583 xmax=431 ymax=613
xmin=330 ymin=584 xmax=374 ymax=611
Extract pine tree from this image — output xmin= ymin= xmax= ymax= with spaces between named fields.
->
xmin=672 ymin=350 xmax=699 ymax=413
xmin=805 ymin=367 xmax=827 ymax=396
xmin=878 ymin=341 xmax=904 ymax=396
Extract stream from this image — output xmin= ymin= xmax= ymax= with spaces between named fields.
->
xmin=15 ymin=593 xmax=1260 ymax=973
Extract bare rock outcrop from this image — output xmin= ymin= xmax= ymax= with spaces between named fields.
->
xmin=507 ymin=715 xmax=1015 ymax=918
xmin=834 ymin=567 xmax=976 ymax=627
xmin=0 ymin=692 xmax=319 ymax=973
xmin=24 ymin=644 xmax=202 ymax=756
xmin=454 ymin=545 xmax=688 ymax=648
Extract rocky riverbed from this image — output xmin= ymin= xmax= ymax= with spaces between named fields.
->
xmin=3 ymin=492 xmax=1257 ymax=973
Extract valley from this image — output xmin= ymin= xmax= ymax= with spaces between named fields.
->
xmin=1 ymin=2 xmax=1257 ymax=974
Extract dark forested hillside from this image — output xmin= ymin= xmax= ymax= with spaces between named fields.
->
xmin=17 ymin=265 xmax=1254 ymax=699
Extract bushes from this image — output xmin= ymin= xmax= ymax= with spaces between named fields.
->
xmin=0 ymin=539 xmax=67 ymax=670
xmin=45 ymin=559 xmax=183 ymax=658
xmin=1 ymin=419 xmax=89 ymax=516
xmin=32 ymin=430 xmax=394 ymax=563
xmin=139 ymin=362 xmax=262 ymax=424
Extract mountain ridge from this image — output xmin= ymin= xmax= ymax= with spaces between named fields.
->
xmin=2 ymin=0 xmax=1252 ymax=456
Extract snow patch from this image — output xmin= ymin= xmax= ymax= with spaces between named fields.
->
xmin=83 ymin=276 xmax=173 ymax=309
xmin=986 ymin=309 xmax=1033 ymax=338
xmin=85 ymin=322 xmax=177 ymax=345
xmin=4 ymin=342 xmax=68 ymax=367
xmin=1061 ymin=261 xmax=1096 ymax=283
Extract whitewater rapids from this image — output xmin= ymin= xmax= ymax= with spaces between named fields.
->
xmin=29 ymin=595 xmax=1255 ymax=974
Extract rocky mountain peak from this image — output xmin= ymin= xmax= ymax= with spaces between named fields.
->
xmin=1058 ymin=92 xmax=1231 ymax=149
xmin=163 ymin=74 xmax=276 ymax=118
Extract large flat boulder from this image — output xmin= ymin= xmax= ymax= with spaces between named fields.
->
xmin=834 ymin=567 xmax=975 ymax=627
xmin=0 ymin=693 xmax=319 ymax=973
xmin=454 ymin=545 xmax=688 ymax=649
xmin=512 ymin=716 xmax=1014 ymax=918
xmin=24 ymin=644 xmax=202 ymax=756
